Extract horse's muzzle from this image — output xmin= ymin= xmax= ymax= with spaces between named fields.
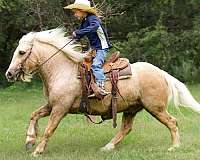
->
xmin=5 ymin=69 xmax=22 ymax=82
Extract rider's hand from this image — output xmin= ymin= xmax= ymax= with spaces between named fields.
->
xmin=72 ymin=31 xmax=76 ymax=38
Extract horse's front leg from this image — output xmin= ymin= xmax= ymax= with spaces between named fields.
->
xmin=26 ymin=104 xmax=52 ymax=150
xmin=32 ymin=104 xmax=68 ymax=157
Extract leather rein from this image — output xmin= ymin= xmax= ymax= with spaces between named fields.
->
xmin=19 ymin=37 xmax=74 ymax=76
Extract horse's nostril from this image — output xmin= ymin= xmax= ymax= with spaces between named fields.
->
xmin=6 ymin=71 xmax=13 ymax=78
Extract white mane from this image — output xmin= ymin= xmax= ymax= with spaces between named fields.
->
xmin=31 ymin=28 xmax=86 ymax=62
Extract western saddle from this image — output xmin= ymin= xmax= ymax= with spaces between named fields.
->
xmin=79 ymin=51 xmax=132 ymax=128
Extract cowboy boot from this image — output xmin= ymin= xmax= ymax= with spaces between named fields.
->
xmin=97 ymin=81 xmax=110 ymax=96
xmin=89 ymin=81 xmax=110 ymax=98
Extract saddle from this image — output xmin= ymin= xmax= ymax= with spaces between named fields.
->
xmin=79 ymin=51 xmax=132 ymax=128
xmin=83 ymin=51 xmax=132 ymax=79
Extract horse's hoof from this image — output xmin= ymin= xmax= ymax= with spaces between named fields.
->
xmin=168 ymin=147 xmax=175 ymax=152
xmin=31 ymin=151 xmax=41 ymax=157
xmin=168 ymin=144 xmax=180 ymax=152
xmin=26 ymin=142 xmax=35 ymax=151
xmin=100 ymin=143 xmax=115 ymax=151
xmin=26 ymin=143 xmax=35 ymax=151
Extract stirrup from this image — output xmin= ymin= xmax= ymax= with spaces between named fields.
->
xmin=88 ymin=88 xmax=111 ymax=98
xmin=99 ymin=88 xmax=111 ymax=96
xmin=88 ymin=93 xmax=96 ymax=98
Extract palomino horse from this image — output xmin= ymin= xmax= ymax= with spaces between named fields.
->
xmin=6 ymin=28 xmax=200 ymax=156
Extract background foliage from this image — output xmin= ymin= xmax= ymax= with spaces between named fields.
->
xmin=0 ymin=0 xmax=200 ymax=86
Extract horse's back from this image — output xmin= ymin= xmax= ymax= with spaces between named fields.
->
xmin=130 ymin=62 xmax=169 ymax=108
xmin=131 ymin=62 xmax=162 ymax=72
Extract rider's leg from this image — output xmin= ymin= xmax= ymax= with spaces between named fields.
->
xmin=91 ymin=49 xmax=108 ymax=93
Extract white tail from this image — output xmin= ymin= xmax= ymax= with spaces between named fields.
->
xmin=163 ymin=71 xmax=200 ymax=113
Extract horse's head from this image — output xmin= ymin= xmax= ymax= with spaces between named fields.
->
xmin=6 ymin=32 xmax=37 ymax=82
xmin=6 ymin=28 xmax=87 ymax=82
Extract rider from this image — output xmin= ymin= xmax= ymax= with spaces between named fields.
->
xmin=64 ymin=0 xmax=111 ymax=95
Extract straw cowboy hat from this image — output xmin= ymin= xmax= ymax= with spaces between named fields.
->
xmin=64 ymin=0 xmax=98 ymax=15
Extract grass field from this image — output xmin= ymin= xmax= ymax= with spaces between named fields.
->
xmin=0 ymin=82 xmax=200 ymax=160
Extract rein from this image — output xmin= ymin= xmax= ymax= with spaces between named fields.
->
xmin=20 ymin=38 xmax=74 ymax=75
xmin=30 ymin=39 xmax=74 ymax=74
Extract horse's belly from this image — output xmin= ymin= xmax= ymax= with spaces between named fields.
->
xmin=88 ymin=77 xmax=140 ymax=114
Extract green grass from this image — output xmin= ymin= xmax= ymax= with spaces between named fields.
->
xmin=0 ymin=83 xmax=200 ymax=160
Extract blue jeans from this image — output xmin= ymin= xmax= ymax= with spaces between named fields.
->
xmin=91 ymin=49 xmax=108 ymax=83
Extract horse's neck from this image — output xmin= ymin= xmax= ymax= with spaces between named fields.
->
xmin=35 ymin=42 xmax=78 ymax=88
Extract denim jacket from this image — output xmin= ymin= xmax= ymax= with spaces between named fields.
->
xmin=74 ymin=14 xmax=111 ymax=50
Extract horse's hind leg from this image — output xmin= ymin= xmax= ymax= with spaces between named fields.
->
xmin=26 ymin=104 xmax=52 ymax=150
xmin=146 ymin=108 xmax=180 ymax=151
xmin=101 ymin=112 xmax=137 ymax=151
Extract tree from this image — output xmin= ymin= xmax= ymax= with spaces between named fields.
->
xmin=0 ymin=0 xmax=200 ymax=86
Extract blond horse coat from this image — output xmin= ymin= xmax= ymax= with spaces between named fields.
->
xmin=6 ymin=28 xmax=200 ymax=156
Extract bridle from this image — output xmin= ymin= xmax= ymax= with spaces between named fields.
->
xmin=19 ymin=36 xmax=74 ymax=77
xmin=18 ymin=41 xmax=35 ymax=78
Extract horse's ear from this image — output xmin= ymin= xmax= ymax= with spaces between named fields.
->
xmin=17 ymin=29 xmax=29 ymax=39
xmin=20 ymin=29 xmax=29 ymax=35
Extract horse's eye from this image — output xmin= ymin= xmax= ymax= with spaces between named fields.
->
xmin=19 ymin=51 xmax=26 ymax=55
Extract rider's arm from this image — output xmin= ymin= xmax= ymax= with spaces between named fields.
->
xmin=74 ymin=15 xmax=100 ymax=39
